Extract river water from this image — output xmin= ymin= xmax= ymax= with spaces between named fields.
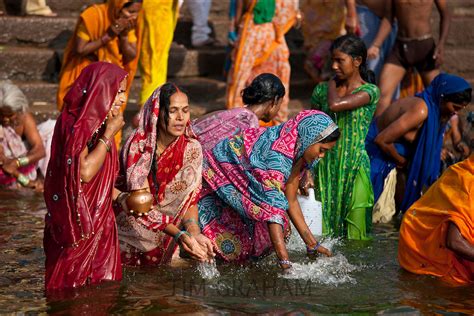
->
xmin=0 ymin=189 xmax=472 ymax=314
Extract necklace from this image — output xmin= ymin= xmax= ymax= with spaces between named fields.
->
xmin=156 ymin=141 xmax=166 ymax=156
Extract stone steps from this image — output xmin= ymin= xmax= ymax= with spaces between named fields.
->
xmin=1 ymin=0 xmax=473 ymax=123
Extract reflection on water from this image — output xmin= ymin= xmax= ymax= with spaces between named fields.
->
xmin=0 ymin=189 xmax=473 ymax=314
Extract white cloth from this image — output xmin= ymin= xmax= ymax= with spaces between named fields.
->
xmin=25 ymin=0 xmax=54 ymax=15
xmin=36 ymin=119 xmax=56 ymax=177
xmin=372 ymin=168 xmax=397 ymax=224
xmin=187 ymin=0 xmax=212 ymax=45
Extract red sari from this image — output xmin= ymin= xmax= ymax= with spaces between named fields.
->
xmin=43 ymin=62 xmax=128 ymax=291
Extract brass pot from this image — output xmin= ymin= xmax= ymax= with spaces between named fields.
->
xmin=126 ymin=188 xmax=153 ymax=216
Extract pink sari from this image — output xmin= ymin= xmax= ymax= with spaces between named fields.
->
xmin=115 ymin=86 xmax=202 ymax=266
xmin=43 ymin=62 xmax=127 ymax=291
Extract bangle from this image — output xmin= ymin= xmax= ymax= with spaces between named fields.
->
xmin=306 ymin=242 xmax=320 ymax=254
xmin=17 ymin=173 xmax=30 ymax=186
xmin=278 ymin=259 xmax=292 ymax=267
xmin=16 ymin=159 xmax=20 ymax=168
xmin=98 ymin=138 xmax=110 ymax=152
xmin=17 ymin=156 xmax=30 ymax=167
xmin=102 ymin=135 xmax=113 ymax=150
xmin=174 ymin=230 xmax=191 ymax=243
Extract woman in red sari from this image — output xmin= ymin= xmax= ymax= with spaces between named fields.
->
xmin=44 ymin=62 xmax=127 ymax=291
xmin=114 ymin=83 xmax=214 ymax=266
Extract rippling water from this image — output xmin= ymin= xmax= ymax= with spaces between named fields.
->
xmin=0 ymin=189 xmax=473 ymax=314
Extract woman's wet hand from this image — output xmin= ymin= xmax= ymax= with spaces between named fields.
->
xmin=318 ymin=245 xmax=332 ymax=257
xmin=179 ymin=234 xmax=208 ymax=262
xmin=195 ymin=233 xmax=216 ymax=262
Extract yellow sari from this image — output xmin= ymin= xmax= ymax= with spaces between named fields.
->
xmin=226 ymin=0 xmax=297 ymax=124
xmin=138 ymin=0 xmax=179 ymax=106
xmin=398 ymin=154 xmax=474 ymax=285
xmin=57 ymin=0 xmax=141 ymax=112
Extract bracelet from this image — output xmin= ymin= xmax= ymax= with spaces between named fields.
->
xmin=306 ymin=242 xmax=321 ymax=254
xmin=98 ymin=138 xmax=110 ymax=152
xmin=17 ymin=156 xmax=30 ymax=167
xmin=278 ymin=259 xmax=292 ymax=267
xmin=17 ymin=173 xmax=30 ymax=186
xmin=102 ymin=135 xmax=113 ymax=150
xmin=174 ymin=230 xmax=191 ymax=243
xmin=115 ymin=191 xmax=128 ymax=205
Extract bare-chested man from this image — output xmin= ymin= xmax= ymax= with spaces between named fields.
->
xmin=356 ymin=0 xmax=397 ymax=80
xmin=368 ymin=0 xmax=451 ymax=117
xmin=365 ymin=73 xmax=471 ymax=213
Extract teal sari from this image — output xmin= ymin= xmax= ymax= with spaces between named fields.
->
xmin=311 ymin=82 xmax=379 ymax=239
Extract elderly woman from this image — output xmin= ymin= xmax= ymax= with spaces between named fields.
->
xmin=0 ymin=80 xmax=54 ymax=190
xmin=114 ymin=83 xmax=214 ymax=266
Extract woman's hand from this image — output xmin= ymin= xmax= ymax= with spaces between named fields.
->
xmin=307 ymin=243 xmax=333 ymax=259
xmin=367 ymin=45 xmax=380 ymax=60
xmin=178 ymin=234 xmax=209 ymax=262
xmin=110 ymin=17 xmax=130 ymax=35
xmin=105 ymin=107 xmax=125 ymax=138
xmin=194 ymin=233 xmax=216 ymax=261
xmin=26 ymin=179 xmax=44 ymax=192
xmin=298 ymin=169 xmax=314 ymax=196
xmin=1 ymin=158 xmax=19 ymax=176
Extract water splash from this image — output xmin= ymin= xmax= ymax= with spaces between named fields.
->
xmin=282 ymin=254 xmax=358 ymax=286
xmin=283 ymin=225 xmax=356 ymax=286
xmin=197 ymin=261 xmax=220 ymax=280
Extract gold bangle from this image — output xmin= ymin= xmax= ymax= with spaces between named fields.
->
xmin=98 ymin=138 xmax=110 ymax=152
xmin=17 ymin=156 xmax=30 ymax=167
xmin=17 ymin=173 xmax=30 ymax=186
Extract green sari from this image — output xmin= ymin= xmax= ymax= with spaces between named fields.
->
xmin=311 ymin=82 xmax=379 ymax=240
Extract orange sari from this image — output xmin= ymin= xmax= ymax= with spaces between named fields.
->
xmin=226 ymin=0 xmax=297 ymax=124
xmin=398 ymin=154 xmax=474 ymax=285
xmin=57 ymin=0 xmax=141 ymax=112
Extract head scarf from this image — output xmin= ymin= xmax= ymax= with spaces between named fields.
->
xmin=402 ymin=73 xmax=471 ymax=211
xmin=44 ymin=62 xmax=127 ymax=247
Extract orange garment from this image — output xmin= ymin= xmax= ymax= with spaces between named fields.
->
xmin=400 ymin=70 xmax=424 ymax=98
xmin=226 ymin=0 xmax=296 ymax=124
xmin=57 ymin=0 xmax=141 ymax=112
xmin=398 ymin=154 xmax=474 ymax=285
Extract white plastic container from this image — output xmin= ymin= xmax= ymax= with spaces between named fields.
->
xmin=296 ymin=188 xmax=323 ymax=236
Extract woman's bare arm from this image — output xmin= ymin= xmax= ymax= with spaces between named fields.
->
xmin=374 ymin=100 xmax=428 ymax=167
xmin=327 ymin=80 xmax=372 ymax=112
xmin=285 ymin=159 xmax=318 ymax=247
xmin=446 ymin=222 xmax=474 ymax=261
xmin=21 ymin=112 xmax=45 ymax=164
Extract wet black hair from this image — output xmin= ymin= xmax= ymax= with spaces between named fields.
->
xmin=241 ymin=73 xmax=286 ymax=106
xmin=320 ymin=128 xmax=340 ymax=143
xmin=158 ymin=82 xmax=181 ymax=128
xmin=442 ymin=88 xmax=472 ymax=105
xmin=331 ymin=34 xmax=376 ymax=84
